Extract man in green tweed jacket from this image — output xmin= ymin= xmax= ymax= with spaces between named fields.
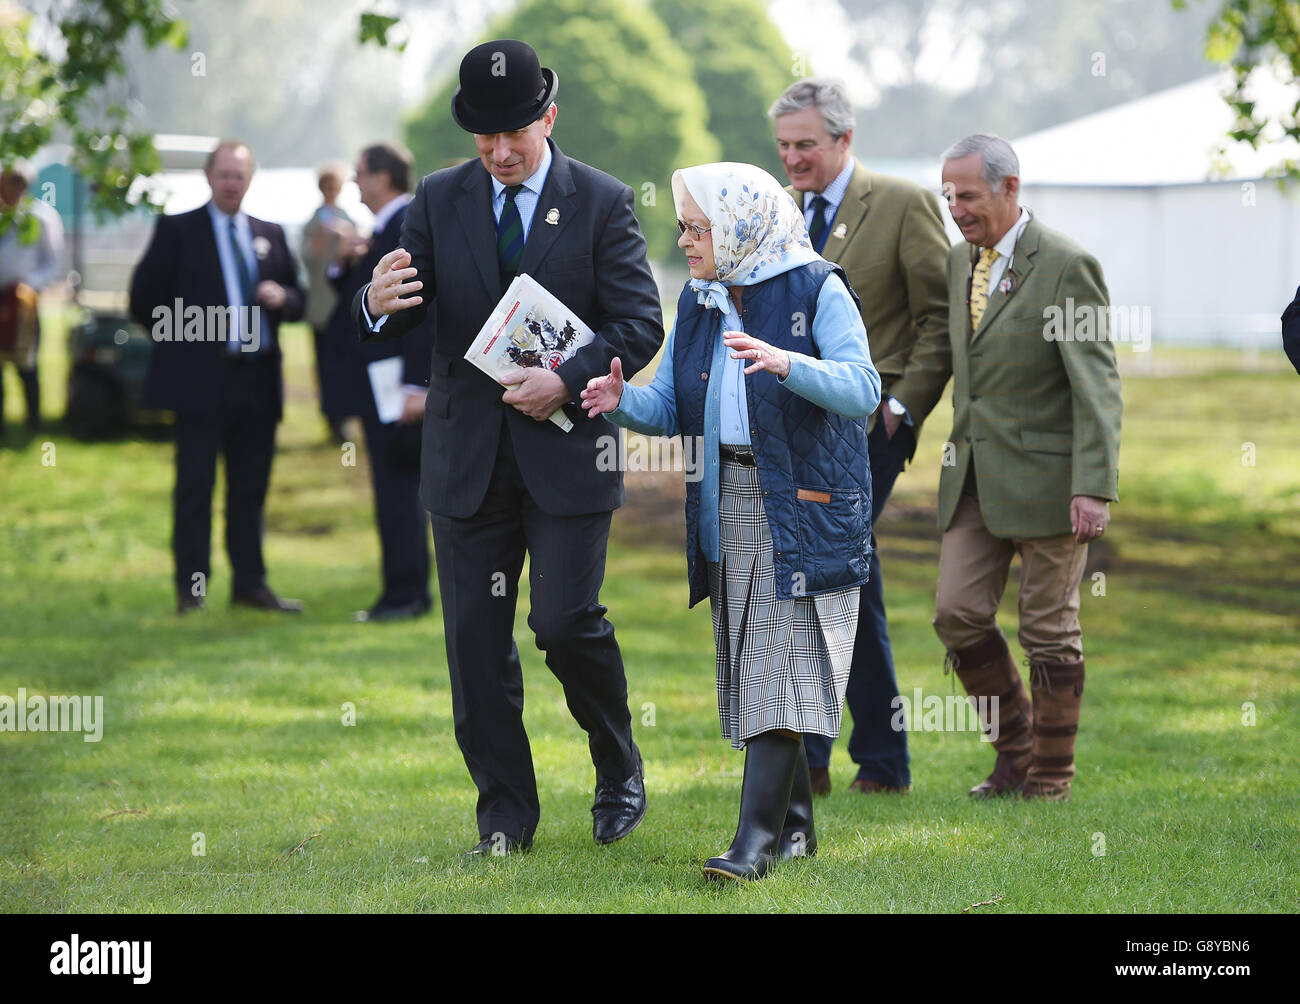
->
xmin=772 ymin=78 xmax=952 ymax=798
xmin=934 ymin=133 xmax=1122 ymax=802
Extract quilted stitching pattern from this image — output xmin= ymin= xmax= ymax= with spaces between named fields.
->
xmin=674 ymin=263 xmax=873 ymax=606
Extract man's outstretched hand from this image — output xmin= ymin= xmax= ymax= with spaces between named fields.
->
xmin=366 ymin=248 xmax=423 ymax=318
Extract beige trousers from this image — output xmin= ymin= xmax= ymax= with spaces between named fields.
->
xmin=932 ymin=489 xmax=1088 ymax=663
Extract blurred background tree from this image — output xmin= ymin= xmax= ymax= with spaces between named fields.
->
xmin=650 ymin=0 xmax=793 ymax=179
xmin=1 ymin=0 xmax=188 ymax=219
xmin=14 ymin=0 xmax=1287 ymax=244
xmin=1178 ymin=0 xmax=1300 ymax=181
xmin=834 ymin=0 xmax=1215 ymax=157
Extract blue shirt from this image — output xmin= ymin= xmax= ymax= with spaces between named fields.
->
xmin=206 ymin=201 xmax=267 ymax=353
xmin=607 ymin=273 xmax=880 ymax=563
xmin=490 ymin=141 xmax=552 ymax=239
xmin=803 ymin=157 xmax=855 ymax=234
xmin=717 ymin=295 xmax=750 ymax=444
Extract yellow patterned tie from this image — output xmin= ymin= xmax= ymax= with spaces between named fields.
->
xmin=969 ymin=247 xmax=1000 ymax=331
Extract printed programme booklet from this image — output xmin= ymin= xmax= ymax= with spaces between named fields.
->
xmin=463 ymin=273 xmax=595 ymax=432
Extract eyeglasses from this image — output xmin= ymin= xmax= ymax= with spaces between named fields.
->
xmin=676 ymin=219 xmax=712 ymax=239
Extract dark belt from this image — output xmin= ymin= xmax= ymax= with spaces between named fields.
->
xmin=720 ymin=443 xmax=757 ymax=467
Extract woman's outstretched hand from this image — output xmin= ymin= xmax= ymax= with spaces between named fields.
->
xmin=581 ymin=356 xmax=625 ymax=418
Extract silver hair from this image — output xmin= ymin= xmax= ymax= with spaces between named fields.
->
xmin=768 ymin=78 xmax=855 ymax=140
xmin=941 ymin=133 xmax=1020 ymax=188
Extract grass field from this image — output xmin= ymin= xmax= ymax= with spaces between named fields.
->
xmin=2 ymin=310 xmax=1298 ymax=913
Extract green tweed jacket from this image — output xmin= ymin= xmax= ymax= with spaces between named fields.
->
xmin=787 ymin=160 xmax=951 ymax=433
xmin=938 ymin=214 xmax=1123 ymax=538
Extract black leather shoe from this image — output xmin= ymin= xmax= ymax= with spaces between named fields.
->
xmin=592 ymin=746 xmax=646 ymax=844
xmin=777 ymin=739 xmax=817 ymax=860
xmin=703 ymin=731 xmax=800 ymax=881
xmin=231 ymin=585 xmax=303 ymax=613
xmin=177 ymin=594 xmax=205 ymax=616
xmin=354 ymin=597 xmax=432 ymax=623
xmin=463 ymin=833 xmax=530 ymax=859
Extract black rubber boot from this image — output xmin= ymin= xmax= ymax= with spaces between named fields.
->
xmin=777 ymin=739 xmax=817 ymax=860
xmin=703 ymin=731 xmax=800 ymax=881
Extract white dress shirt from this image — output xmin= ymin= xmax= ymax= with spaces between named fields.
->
xmin=986 ymin=207 xmax=1032 ymax=294
xmin=802 ymin=157 xmax=855 ymax=234
xmin=206 ymin=201 xmax=268 ymax=353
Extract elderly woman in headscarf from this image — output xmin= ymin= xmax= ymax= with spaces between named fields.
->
xmin=581 ymin=163 xmax=880 ymax=881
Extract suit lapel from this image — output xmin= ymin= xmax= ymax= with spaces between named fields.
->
xmin=248 ymin=217 xmax=271 ymax=282
xmin=518 ymin=140 xmax=577 ymax=277
xmin=820 ymin=160 xmax=871 ymax=264
xmin=455 ymin=166 xmax=501 ymax=295
xmin=972 ymin=216 xmax=1039 ymax=342
xmin=196 ymin=206 xmax=226 ymax=300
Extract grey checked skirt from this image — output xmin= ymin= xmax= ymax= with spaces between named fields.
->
xmin=708 ymin=458 xmax=860 ymax=749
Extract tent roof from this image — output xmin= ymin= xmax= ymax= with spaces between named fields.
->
xmin=1012 ymin=68 xmax=1300 ymax=186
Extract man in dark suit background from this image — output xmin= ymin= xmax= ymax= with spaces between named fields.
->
xmin=130 ymin=140 xmax=305 ymax=615
xmin=1283 ymin=285 xmax=1300 ymax=374
xmin=356 ymin=40 xmax=663 ymax=856
xmin=324 ymin=142 xmax=434 ymax=622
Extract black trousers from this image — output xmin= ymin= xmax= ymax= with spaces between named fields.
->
xmin=172 ymin=356 xmax=278 ymax=599
xmin=804 ymin=419 xmax=914 ymax=786
xmin=360 ymin=409 xmax=430 ymax=607
xmin=430 ymin=418 xmax=637 ymax=844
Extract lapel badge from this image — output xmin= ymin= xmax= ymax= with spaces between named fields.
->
xmin=251 ymin=235 xmax=271 ymax=260
xmin=998 ymin=271 xmax=1018 ymax=295
xmin=832 ymin=223 xmax=847 ymax=240
xmin=545 ymin=208 xmax=560 ymax=226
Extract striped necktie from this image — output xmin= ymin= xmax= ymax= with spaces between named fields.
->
xmin=807 ymin=195 xmax=830 ymax=253
xmin=497 ymin=184 xmax=525 ymax=281
xmin=228 ymin=218 xmax=257 ymax=305
xmin=969 ymin=247 xmax=1000 ymax=330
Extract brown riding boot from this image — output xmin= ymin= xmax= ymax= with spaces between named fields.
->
xmin=1022 ymin=658 xmax=1085 ymax=801
xmin=947 ymin=630 xmax=1033 ymax=797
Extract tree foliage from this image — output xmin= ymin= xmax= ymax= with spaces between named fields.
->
xmin=1178 ymin=0 xmax=1300 ymax=181
xmin=0 ymin=0 xmax=188 ymax=217
xmin=403 ymin=0 xmax=720 ymax=260
xmin=650 ymin=0 xmax=793 ymax=179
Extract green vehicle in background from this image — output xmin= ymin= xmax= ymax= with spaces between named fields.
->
xmin=64 ymin=311 xmax=157 ymax=438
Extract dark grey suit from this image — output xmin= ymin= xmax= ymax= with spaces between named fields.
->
xmin=354 ymin=139 xmax=663 ymax=843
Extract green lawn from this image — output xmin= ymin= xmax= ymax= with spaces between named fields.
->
xmin=2 ymin=312 xmax=1298 ymax=912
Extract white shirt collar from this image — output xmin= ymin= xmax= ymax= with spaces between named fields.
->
xmin=991 ymin=206 xmax=1031 ymax=259
xmin=804 ymin=156 xmax=855 ymax=210
xmin=371 ymin=193 xmax=411 ymax=235
xmin=206 ymin=201 xmax=248 ymax=230
xmin=490 ymin=141 xmax=553 ymax=200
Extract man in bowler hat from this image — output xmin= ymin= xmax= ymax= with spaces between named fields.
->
xmin=356 ymin=40 xmax=663 ymax=856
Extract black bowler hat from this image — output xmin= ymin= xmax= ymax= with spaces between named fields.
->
xmin=451 ymin=39 xmax=559 ymax=134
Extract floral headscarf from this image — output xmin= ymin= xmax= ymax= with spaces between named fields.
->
xmin=671 ymin=162 xmax=822 ymax=310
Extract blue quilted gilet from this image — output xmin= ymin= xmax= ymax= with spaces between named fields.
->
xmin=673 ymin=261 xmax=873 ymax=607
